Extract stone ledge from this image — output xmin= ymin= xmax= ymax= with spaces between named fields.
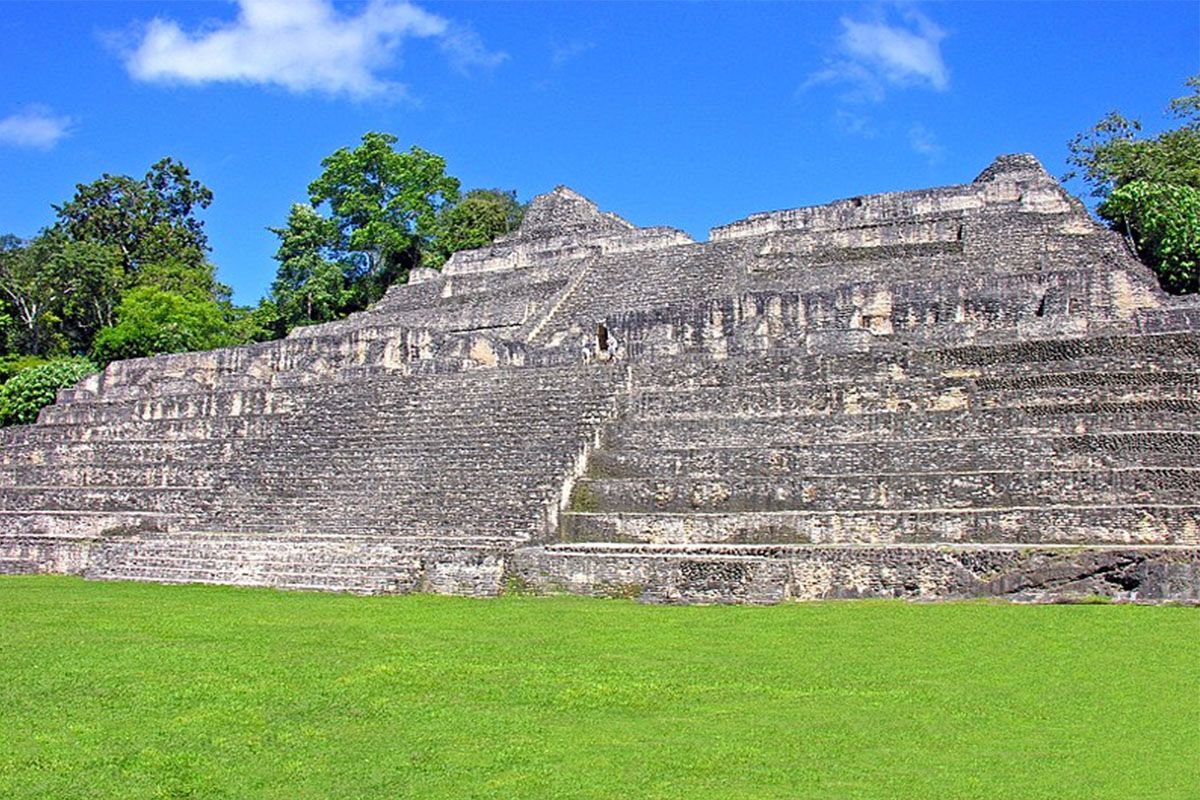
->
xmin=510 ymin=543 xmax=1200 ymax=604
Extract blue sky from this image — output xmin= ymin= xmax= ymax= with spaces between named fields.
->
xmin=0 ymin=1 xmax=1196 ymax=303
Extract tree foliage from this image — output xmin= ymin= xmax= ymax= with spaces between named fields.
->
xmin=428 ymin=189 xmax=525 ymax=269
xmin=0 ymin=357 xmax=96 ymax=426
xmin=1067 ymin=76 xmax=1200 ymax=292
xmin=1104 ymin=181 xmax=1200 ymax=293
xmin=50 ymin=238 xmax=125 ymax=354
xmin=90 ymin=286 xmax=237 ymax=365
xmin=0 ymin=232 xmax=69 ymax=356
xmin=269 ymin=134 xmax=524 ymax=335
xmin=267 ymin=204 xmax=354 ymax=332
xmin=53 ymin=157 xmax=213 ymax=274
xmin=308 ymin=132 xmax=460 ymax=301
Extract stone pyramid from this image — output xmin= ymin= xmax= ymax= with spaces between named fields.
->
xmin=1 ymin=154 xmax=1197 ymax=602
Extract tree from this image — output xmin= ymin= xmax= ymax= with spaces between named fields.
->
xmin=135 ymin=256 xmax=226 ymax=300
xmin=53 ymin=157 xmax=213 ymax=275
xmin=266 ymin=136 xmax=525 ymax=336
xmin=1067 ymin=76 xmax=1200 ymax=292
xmin=1104 ymin=181 xmax=1200 ymax=293
xmin=268 ymin=204 xmax=355 ymax=330
xmin=49 ymin=238 xmax=125 ymax=355
xmin=428 ymin=189 xmax=524 ymax=269
xmin=307 ymin=132 xmax=460 ymax=302
xmin=0 ymin=232 xmax=67 ymax=356
xmin=90 ymin=286 xmax=237 ymax=365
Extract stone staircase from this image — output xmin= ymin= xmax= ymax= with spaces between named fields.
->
xmin=0 ymin=354 xmax=626 ymax=594
xmin=512 ymin=332 xmax=1200 ymax=602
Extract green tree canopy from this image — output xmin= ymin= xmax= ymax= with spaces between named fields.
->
xmin=0 ymin=231 xmax=69 ymax=356
xmin=428 ymin=189 xmax=525 ymax=269
xmin=268 ymin=204 xmax=355 ymax=331
xmin=266 ymin=135 xmax=526 ymax=337
xmin=1067 ymin=76 xmax=1200 ymax=292
xmin=0 ymin=357 xmax=97 ymax=426
xmin=90 ymin=285 xmax=237 ymax=365
xmin=53 ymin=157 xmax=213 ymax=275
xmin=308 ymin=132 xmax=461 ymax=301
xmin=48 ymin=238 xmax=125 ymax=355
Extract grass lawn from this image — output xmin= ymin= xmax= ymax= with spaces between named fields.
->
xmin=0 ymin=576 xmax=1196 ymax=799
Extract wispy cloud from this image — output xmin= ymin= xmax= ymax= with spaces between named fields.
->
xmin=806 ymin=6 xmax=949 ymax=102
xmin=0 ymin=106 xmax=73 ymax=150
xmin=440 ymin=26 xmax=509 ymax=75
xmin=834 ymin=109 xmax=877 ymax=138
xmin=908 ymin=122 xmax=945 ymax=162
xmin=551 ymin=40 xmax=595 ymax=68
xmin=120 ymin=0 xmax=506 ymax=100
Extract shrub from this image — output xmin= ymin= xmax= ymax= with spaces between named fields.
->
xmin=0 ymin=358 xmax=97 ymax=426
xmin=90 ymin=286 xmax=236 ymax=365
xmin=0 ymin=355 xmax=49 ymax=384
xmin=1102 ymin=180 xmax=1200 ymax=293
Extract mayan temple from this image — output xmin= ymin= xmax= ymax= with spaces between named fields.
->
xmin=1 ymin=154 xmax=1197 ymax=602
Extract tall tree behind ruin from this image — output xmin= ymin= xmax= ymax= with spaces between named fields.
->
xmin=1067 ymin=76 xmax=1200 ymax=293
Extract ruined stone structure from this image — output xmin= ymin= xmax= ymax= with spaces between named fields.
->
xmin=2 ymin=154 xmax=1198 ymax=602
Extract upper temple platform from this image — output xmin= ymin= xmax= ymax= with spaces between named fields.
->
xmin=410 ymin=154 xmax=1095 ymax=289
xmin=709 ymin=153 xmax=1080 ymax=241
xmin=416 ymin=186 xmax=695 ymax=281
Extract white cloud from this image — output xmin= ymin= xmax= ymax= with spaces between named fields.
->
xmin=0 ymin=106 xmax=73 ymax=150
xmin=806 ymin=6 xmax=949 ymax=101
xmin=908 ymin=123 xmax=945 ymax=162
xmin=551 ymin=40 xmax=595 ymax=68
xmin=440 ymin=26 xmax=509 ymax=75
xmin=122 ymin=0 xmax=506 ymax=99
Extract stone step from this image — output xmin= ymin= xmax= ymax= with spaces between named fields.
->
xmin=0 ymin=465 xmax=227 ymax=489
xmin=30 ymin=370 xmax=621 ymax=434
xmin=627 ymin=331 xmax=1200 ymax=390
xmin=42 ymin=382 xmax=617 ymax=427
xmin=63 ymin=360 xmax=617 ymax=406
xmin=0 ymin=557 xmax=41 ymax=574
xmin=0 ymin=510 xmax=177 ymax=538
xmin=88 ymin=564 xmax=423 ymax=594
xmin=0 ymin=424 xmax=607 ymax=461
xmin=573 ymin=467 xmax=1200 ymax=513
xmin=0 ymin=486 xmax=202 ymax=513
xmin=183 ymin=518 xmax=543 ymax=539
xmin=86 ymin=531 xmax=513 ymax=595
xmin=0 ymin=458 xmax=569 ymax=486
xmin=587 ymin=431 xmax=1200 ymax=477
xmin=608 ymin=403 xmax=1200 ymax=448
xmin=0 ymin=414 xmax=612 ymax=448
xmin=510 ymin=542 xmax=1200 ymax=603
xmin=627 ymin=371 xmax=1200 ymax=419
xmin=32 ymin=399 xmax=614 ymax=435
xmin=558 ymin=505 xmax=1200 ymax=547
xmin=182 ymin=508 xmax=544 ymax=532
xmin=35 ymin=390 xmax=615 ymax=425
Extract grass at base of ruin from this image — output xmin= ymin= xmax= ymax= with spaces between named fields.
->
xmin=1 ymin=576 xmax=1196 ymax=799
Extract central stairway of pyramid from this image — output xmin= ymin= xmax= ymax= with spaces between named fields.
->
xmin=2 ymin=154 xmax=1197 ymax=602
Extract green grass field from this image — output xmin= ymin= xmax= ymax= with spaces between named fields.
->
xmin=0 ymin=576 xmax=1196 ymax=799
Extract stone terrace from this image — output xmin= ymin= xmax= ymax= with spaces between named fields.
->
xmin=2 ymin=154 xmax=1197 ymax=602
